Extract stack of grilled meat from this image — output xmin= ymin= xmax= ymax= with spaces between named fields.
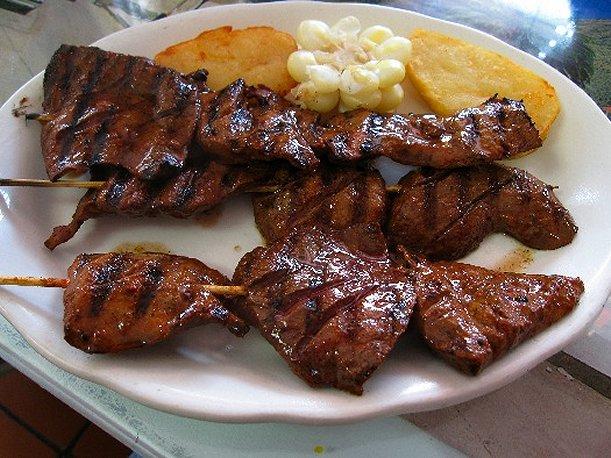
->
xmin=32 ymin=45 xmax=583 ymax=394
xmin=61 ymin=225 xmax=582 ymax=394
xmin=42 ymin=44 xmax=544 ymax=249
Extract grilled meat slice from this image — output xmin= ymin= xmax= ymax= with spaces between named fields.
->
xmin=252 ymin=166 xmax=388 ymax=254
xmin=197 ymin=80 xmax=323 ymax=168
xmin=42 ymin=45 xmax=200 ymax=181
xmin=322 ymin=96 xmax=542 ymax=167
xmin=387 ymin=164 xmax=577 ymax=260
xmin=198 ymin=85 xmax=539 ymax=170
xmin=398 ymin=248 xmax=583 ymax=374
xmin=45 ymin=161 xmax=276 ymax=250
xmin=64 ymin=252 xmax=248 ymax=353
xmin=42 ymin=44 xmax=540 ymax=174
xmin=233 ymin=225 xmax=416 ymax=394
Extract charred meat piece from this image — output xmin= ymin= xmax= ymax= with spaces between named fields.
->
xmin=233 ymin=225 xmax=416 ymax=394
xmin=64 ymin=252 xmax=247 ymax=353
xmin=388 ymin=164 xmax=577 ymax=260
xmin=45 ymin=160 xmax=276 ymax=250
xmin=42 ymin=45 xmax=541 ymax=173
xmin=322 ymin=96 xmax=542 ymax=168
xmin=42 ymin=45 xmax=200 ymax=181
xmin=398 ymin=248 xmax=583 ymax=374
xmin=252 ymin=166 xmax=388 ymax=254
xmin=199 ymin=87 xmax=540 ymax=170
xmin=197 ymin=80 xmax=323 ymax=168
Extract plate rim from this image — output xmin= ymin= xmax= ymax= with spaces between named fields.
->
xmin=1 ymin=0 xmax=610 ymax=424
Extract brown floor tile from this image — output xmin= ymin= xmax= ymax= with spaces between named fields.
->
xmin=0 ymin=370 xmax=88 ymax=448
xmin=72 ymin=423 xmax=130 ymax=457
xmin=0 ymin=406 xmax=55 ymax=458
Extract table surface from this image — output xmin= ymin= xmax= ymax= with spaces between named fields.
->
xmin=0 ymin=0 xmax=609 ymax=456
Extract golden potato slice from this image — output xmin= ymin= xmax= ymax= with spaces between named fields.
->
xmin=155 ymin=26 xmax=297 ymax=95
xmin=406 ymin=29 xmax=560 ymax=139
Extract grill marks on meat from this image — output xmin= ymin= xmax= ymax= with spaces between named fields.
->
xmin=388 ymin=164 xmax=577 ymax=260
xmin=198 ymin=89 xmax=540 ymax=169
xmin=61 ymin=244 xmax=583 ymax=384
xmin=322 ymin=96 xmax=542 ymax=167
xmin=44 ymin=161 xmax=275 ymax=250
xmin=64 ymin=252 xmax=248 ymax=353
xmin=199 ymin=88 xmax=541 ymax=169
xmin=252 ymin=166 xmax=388 ymax=255
xmin=233 ymin=226 xmax=416 ymax=394
xmin=198 ymin=80 xmax=322 ymax=168
xmin=398 ymin=249 xmax=583 ymax=374
xmin=42 ymin=46 xmax=542 ymax=175
xmin=42 ymin=45 xmax=200 ymax=181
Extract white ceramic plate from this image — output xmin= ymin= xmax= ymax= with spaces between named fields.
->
xmin=0 ymin=1 xmax=609 ymax=424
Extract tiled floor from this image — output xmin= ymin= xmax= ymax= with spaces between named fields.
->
xmin=0 ymin=361 xmax=130 ymax=457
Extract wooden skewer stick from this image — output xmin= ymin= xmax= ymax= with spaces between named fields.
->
xmin=20 ymin=114 xmax=403 ymax=193
xmin=249 ymin=184 xmax=282 ymax=193
xmin=0 ymin=275 xmax=247 ymax=295
xmin=25 ymin=113 xmax=53 ymax=123
xmin=0 ymin=178 xmax=400 ymax=193
xmin=0 ymin=178 xmax=105 ymax=189
xmin=0 ymin=276 xmax=69 ymax=288
xmin=202 ymin=285 xmax=247 ymax=296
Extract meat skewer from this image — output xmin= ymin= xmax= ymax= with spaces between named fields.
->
xmin=42 ymin=160 xmax=281 ymax=250
xmin=0 ymin=252 xmax=247 ymax=353
xmin=37 ymin=45 xmax=542 ymax=181
xmin=3 ymin=162 xmax=576 ymax=259
xmin=0 ymin=234 xmax=416 ymax=395
xmin=397 ymin=248 xmax=584 ymax=374
xmin=251 ymin=165 xmax=390 ymax=255
xmin=41 ymin=45 xmax=202 ymax=182
xmin=3 ymin=165 xmax=396 ymax=251
xmin=0 ymin=228 xmax=584 ymax=392
xmin=3 ymin=165 xmax=394 ymax=251
xmin=233 ymin=224 xmax=417 ymax=394
xmin=387 ymin=164 xmax=578 ymax=260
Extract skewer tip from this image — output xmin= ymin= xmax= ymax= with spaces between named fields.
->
xmin=0 ymin=276 xmax=68 ymax=288
xmin=25 ymin=113 xmax=53 ymax=123
xmin=0 ymin=178 xmax=103 ymax=189
xmin=202 ymin=284 xmax=247 ymax=296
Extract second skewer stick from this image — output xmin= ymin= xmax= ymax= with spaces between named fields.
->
xmin=0 ymin=178 xmax=400 ymax=193
xmin=0 ymin=275 xmax=247 ymax=296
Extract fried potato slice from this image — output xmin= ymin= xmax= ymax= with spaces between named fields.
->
xmin=406 ymin=29 xmax=560 ymax=139
xmin=155 ymin=26 xmax=298 ymax=95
